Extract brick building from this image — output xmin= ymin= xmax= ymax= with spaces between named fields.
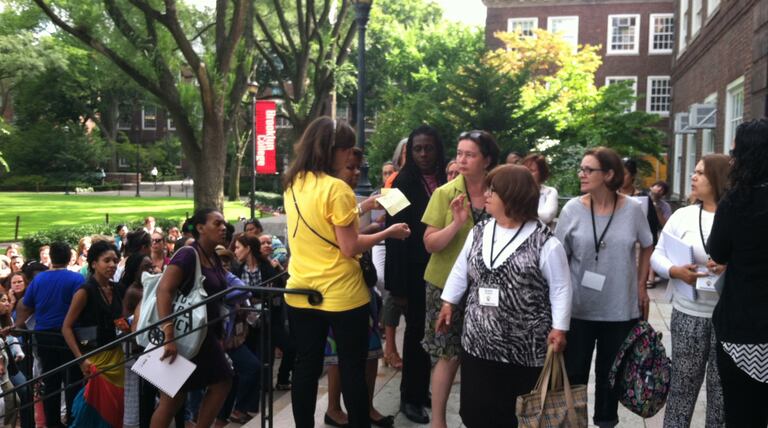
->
xmin=668 ymin=0 xmax=767 ymax=198
xmin=483 ymin=0 xmax=675 ymax=186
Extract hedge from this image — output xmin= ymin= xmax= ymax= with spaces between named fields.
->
xmin=21 ymin=217 xmax=179 ymax=260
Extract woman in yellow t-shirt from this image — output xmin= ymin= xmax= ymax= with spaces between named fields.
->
xmin=421 ymin=130 xmax=499 ymax=428
xmin=282 ymin=117 xmax=410 ymax=428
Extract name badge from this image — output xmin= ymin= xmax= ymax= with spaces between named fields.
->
xmin=478 ymin=288 xmax=500 ymax=307
xmin=696 ymin=274 xmax=719 ymax=292
xmin=581 ymin=270 xmax=606 ymax=292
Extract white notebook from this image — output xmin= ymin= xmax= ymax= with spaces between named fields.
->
xmin=131 ymin=345 xmax=196 ymax=398
xmin=661 ymin=231 xmax=697 ymax=301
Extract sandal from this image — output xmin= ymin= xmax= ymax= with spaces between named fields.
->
xmin=645 ymin=280 xmax=656 ymax=289
xmin=383 ymin=352 xmax=403 ymax=369
xmin=228 ymin=411 xmax=251 ymax=424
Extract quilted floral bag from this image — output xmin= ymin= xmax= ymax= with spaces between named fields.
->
xmin=608 ymin=320 xmax=671 ymax=418
xmin=516 ymin=345 xmax=588 ymax=428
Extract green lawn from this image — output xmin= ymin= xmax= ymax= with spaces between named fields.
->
xmin=0 ymin=193 xmax=264 ymax=241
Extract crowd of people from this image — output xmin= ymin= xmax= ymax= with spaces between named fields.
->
xmin=0 ymin=116 xmax=765 ymax=428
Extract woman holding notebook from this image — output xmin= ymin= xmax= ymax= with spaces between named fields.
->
xmin=650 ymin=153 xmax=730 ymax=427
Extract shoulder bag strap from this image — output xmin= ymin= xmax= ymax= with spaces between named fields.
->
xmin=290 ymin=185 xmax=340 ymax=249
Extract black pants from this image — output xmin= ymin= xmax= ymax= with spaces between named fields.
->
xmin=271 ymin=304 xmax=295 ymax=385
xmin=288 ymin=303 xmax=370 ymax=428
xmin=564 ymin=318 xmax=636 ymax=427
xmin=400 ymin=278 xmax=430 ymax=406
xmin=459 ymin=350 xmax=542 ymax=428
xmin=35 ymin=333 xmax=83 ymax=428
xmin=716 ymin=342 xmax=768 ymax=427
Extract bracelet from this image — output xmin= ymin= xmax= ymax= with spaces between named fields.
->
xmin=161 ymin=322 xmax=174 ymax=331
xmin=357 ymin=202 xmax=363 ymax=214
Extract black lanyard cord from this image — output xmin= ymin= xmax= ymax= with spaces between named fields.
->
xmin=490 ymin=220 xmax=525 ymax=268
xmin=590 ymin=194 xmax=617 ymax=262
xmin=699 ymin=204 xmax=711 ymax=257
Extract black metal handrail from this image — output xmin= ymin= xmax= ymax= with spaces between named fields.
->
xmin=2 ymin=271 xmax=321 ymax=428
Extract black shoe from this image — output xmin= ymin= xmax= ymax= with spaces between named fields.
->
xmin=324 ymin=413 xmax=350 ymax=428
xmin=370 ymin=414 xmax=395 ymax=427
xmin=400 ymin=402 xmax=429 ymax=424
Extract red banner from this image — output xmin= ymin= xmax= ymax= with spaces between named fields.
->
xmin=254 ymin=100 xmax=278 ymax=175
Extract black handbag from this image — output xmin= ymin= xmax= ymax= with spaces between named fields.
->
xmin=290 ymin=187 xmax=377 ymax=288
xmin=74 ymin=325 xmax=100 ymax=349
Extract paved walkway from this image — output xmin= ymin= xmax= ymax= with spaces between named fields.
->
xmin=226 ymin=281 xmax=708 ymax=428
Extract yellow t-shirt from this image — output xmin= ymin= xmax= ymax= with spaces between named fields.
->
xmin=283 ymin=171 xmax=370 ymax=311
xmin=421 ymin=176 xmax=476 ymax=288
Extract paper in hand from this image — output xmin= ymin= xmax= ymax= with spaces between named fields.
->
xmin=376 ymin=188 xmax=411 ymax=216
xmin=131 ymin=345 xmax=196 ymax=398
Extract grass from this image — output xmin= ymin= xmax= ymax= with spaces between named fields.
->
xmin=0 ymin=192 xmax=271 ymax=241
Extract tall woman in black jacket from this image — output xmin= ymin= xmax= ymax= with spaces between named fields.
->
xmin=384 ymin=125 xmax=447 ymax=424
xmin=708 ymin=118 xmax=768 ymax=427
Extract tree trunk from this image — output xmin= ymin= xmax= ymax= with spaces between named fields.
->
xmin=227 ymin=150 xmax=242 ymax=201
xmin=191 ymin=118 xmax=227 ymax=212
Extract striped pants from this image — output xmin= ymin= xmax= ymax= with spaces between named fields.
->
xmin=663 ymin=309 xmax=724 ymax=427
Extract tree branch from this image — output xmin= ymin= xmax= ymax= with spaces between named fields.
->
xmin=270 ymin=0 xmax=297 ymax=56
xmin=216 ymin=0 xmax=247 ymax=76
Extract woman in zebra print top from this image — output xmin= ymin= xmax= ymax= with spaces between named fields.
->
xmin=436 ymin=165 xmax=572 ymax=428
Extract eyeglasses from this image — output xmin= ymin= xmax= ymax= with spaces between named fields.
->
xmin=459 ymin=131 xmax=483 ymax=141
xmin=577 ymin=166 xmax=606 ymax=175
xmin=152 ymin=238 xmax=163 ymax=244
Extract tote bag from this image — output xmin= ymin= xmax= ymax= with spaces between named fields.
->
xmin=136 ymin=246 xmax=208 ymax=359
xmin=516 ymin=345 xmax=588 ymax=428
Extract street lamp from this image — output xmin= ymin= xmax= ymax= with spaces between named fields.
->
xmin=353 ymin=0 xmax=373 ymax=196
xmin=135 ymin=140 xmax=141 ymax=197
xmin=248 ymin=81 xmax=259 ymax=221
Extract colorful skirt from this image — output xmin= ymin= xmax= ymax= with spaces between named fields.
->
xmin=422 ymin=282 xmax=464 ymax=360
xmin=69 ymin=346 xmax=125 ymax=428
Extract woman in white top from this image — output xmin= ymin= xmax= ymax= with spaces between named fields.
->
xmin=436 ymin=165 xmax=571 ymax=428
xmin=651 ymin=154 xmax=730 ymax=427
xmin=522 ymin=154 xmax=559 ymax=225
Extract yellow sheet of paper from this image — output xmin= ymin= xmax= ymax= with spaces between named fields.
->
xmin=376 ymin=187 xmax=411 ymax=216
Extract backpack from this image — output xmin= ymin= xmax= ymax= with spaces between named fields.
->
xmin=607 ymin=320 xmax=671 ymax=418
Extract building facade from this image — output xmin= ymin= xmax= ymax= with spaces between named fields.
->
xmin=669 ymin=0 xmax=767 ymax=198
xmin=484 ymin=0 xmax=675 ymax=187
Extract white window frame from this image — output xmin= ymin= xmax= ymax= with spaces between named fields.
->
xmin=646 ymin=76 xmax=671 ymax=116
xmin=605 ymin=76 xmax=638 ymax=112
xmin=691 ymin=0 xmax=703 ymax=37
xmin=673 ymin=134 xmax=683 ymax=198
xmin=142 ymin=105 xmax=157 ymax=130
xmin=701 ymin=92 xmax=717 ymax=155
xmin=607 ymin=14 xmax=641 ymax=55
xmin=684 ymin=133 xmax=697 ymax=197
xmin=547 ymin=16 xmax=579 ymax=50
xmin=118 ymin=157 xmax=130 ymax=168
xmin=649 ymin=14 xmax=674 ymax=54
xmin=507 ymin=17 xmax=539 ymax=38
xmin=679 ymin=0 xmax=689 ymax=55
xmin=167 ymin=116 xmax=175 ymax=131
xmin=724 ymin=76 xmax=745 ymax=153
xmin=707 ymin=0 xmax=720 ymax=18
xmin=117 ymin=107 xmax=132 ymax=130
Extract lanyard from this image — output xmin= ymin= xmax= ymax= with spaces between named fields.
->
xmin=464 ymin=176 xmax=486 ymax=225
xmin=699 ymin=204 xmax=710 ymax=256
xmin=490 ymin=220 xmax=525 ymax=268
xmin=590 ymin=195 xmax=617 ymax=262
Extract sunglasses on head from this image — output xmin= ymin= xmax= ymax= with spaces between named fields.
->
xmin=459 ymin=130 xmax=483 ymax=141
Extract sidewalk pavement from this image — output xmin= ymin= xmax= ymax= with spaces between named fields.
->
xmin=228 ymin=280 xmax=708 ymax=428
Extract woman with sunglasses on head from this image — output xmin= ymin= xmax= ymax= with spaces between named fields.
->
xmin=421 ymin=129 xmax=499 ymax=428
xmin=150 ymin=231 xmax=170 ymax=273
xmin=283 ymin=117 xmax=410 ymax=428
xmin=554 ymin=147 xmax=653 ymax=428
xmin=651 ymin=154 xmax=730 ymax=427
xmin=708 ymin=119 xmax=768 ymax=427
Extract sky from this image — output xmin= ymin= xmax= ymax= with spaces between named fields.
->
xmin=183 ymin=0 xmax=487 ymax=27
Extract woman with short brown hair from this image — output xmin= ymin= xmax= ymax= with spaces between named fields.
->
xmin=437 ymin=165 xmax=572 ymax=428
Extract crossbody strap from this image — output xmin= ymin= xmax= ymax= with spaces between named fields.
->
xmin=290 ymin=185 xmax=341 ymax=249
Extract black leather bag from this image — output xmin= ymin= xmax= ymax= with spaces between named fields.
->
xmin=74 ymin=325 xmax=100 ymax=349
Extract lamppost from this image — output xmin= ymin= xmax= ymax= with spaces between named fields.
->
xmin=135 ymin=140 xmax=141 ymax=197
xmin=353 ymin=0 xmax=373 ymax=196
xmin=248 ymin=81 xmax=259 ymax=221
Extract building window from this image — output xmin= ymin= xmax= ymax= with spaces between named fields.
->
xmin=724 ymin=76 xmax=744 ymax=153
xmin=684 ymin=133 xmax=697 ymax=197
xmin=118 ymin=157 xmax=130 ymax=168
xmin=679 ymin=0 xmax=689 ymax=54
xmin=605 ymin=76 xmax=638 ymax=112
xmin=708 ymin=0 xmax=720 ymax=17
xmin=702 ymin=93 xmax=717 ymax=155
xmin=547 ymin=16 xmax=579 ymax=50
xmin=692 ymin=0 xmax=703 ymax=36
xmin=167 ymin=116 xmax=175 ymax=131
xmin=142 ymin=105 xmax=157 ymax=130
xmin=649 ymin=14 xmax=674 ymax=54
xmin=508 ymin=18 xmax=538 ymax=38
xmin=117 ymin=106 xmax=132 ymax=130
xmin=673 ymin=134 xmax=683 ymax=197
xmin=276 ymin=116 xmax=293 ymax=129
xmin=607 ymin=15 xmax=640 ymax=55
xmin=646 ymin=76 xmax=671 ymax=115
